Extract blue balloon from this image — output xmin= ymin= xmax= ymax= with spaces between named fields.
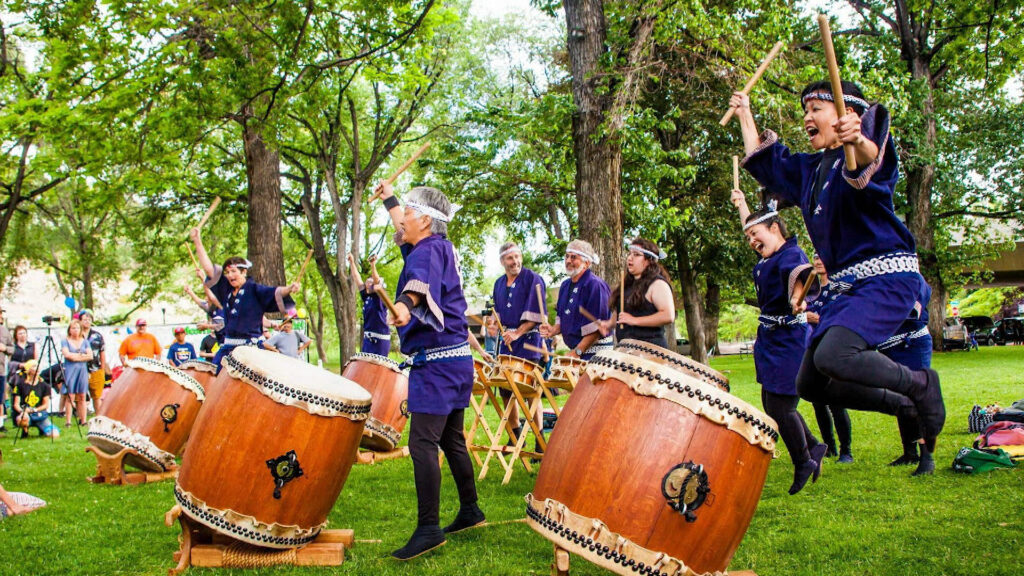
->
xmin=64 ymin=296 xmax=77 ymax=310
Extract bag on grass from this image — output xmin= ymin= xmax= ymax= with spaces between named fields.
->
xmin=975 ymin=421 xmax=1024 ymax=448
xmin=952 ymin=447 xmax=1017 ymax=474
xmin=968 ymin=405 xmax=995 ymax=433
xmin=994 ymin=410 xmax=1024 ymax=424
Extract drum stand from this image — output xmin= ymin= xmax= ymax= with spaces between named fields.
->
xmin=480 ymin=364 xmax=547 ymax=485
xmin=85 ymin=446 xmax=178 ymax=485
xmin=355 ymin=445 xmax=409 ymax=465
xmin=548 ymin=544 xmax=760 ymax=576
xmin=466 ymin=365 xmax=514 ymax=473
xmin=164 ymin=505 xmax=352 ymax=576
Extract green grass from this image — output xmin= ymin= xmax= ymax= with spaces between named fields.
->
xmin=2 ymin=347 xmax=1023 ymax=575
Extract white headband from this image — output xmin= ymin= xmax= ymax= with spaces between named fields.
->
xmin=627 ymin=244 xmax=667 ymax=261
xmin=228 ymin=259 xmax=253 ymax=270
xmin=406 ymin=201 xmax=453 ymax=223
xmin=802 ymin=91 xmax=870 ymax=111
xmin=498 ymin=246 xmax=521 ymax=259
xmin=743 ymin=199 xmax=780 ymax=231
xmin=566 ymin=248 xmax=599 ymax=266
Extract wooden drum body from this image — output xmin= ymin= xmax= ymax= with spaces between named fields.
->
xmin=548 ymin=356 xmax=586 ymax=386
xmin=497 ymin=354 xmax=542 ymax=377
xmin=87 ymin=358 xmax=205 ymax=472
xmin=178 ymin=360 xmax=220 ymax=396
xmin=342 ymin=353 xmax=410 ymax=452
xmin=175 ymin=347 xmax=371 ymax=549
xmin=616 ymin=339 xmax=731 ymax=392
xmin=527 ymin=350 xmax=778 ymax=575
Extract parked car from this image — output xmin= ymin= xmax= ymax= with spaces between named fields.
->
xmin=992 ymin=317 xmax=1024 ymax=345
xmin=961 ymin=315 xmax=996 ymax=346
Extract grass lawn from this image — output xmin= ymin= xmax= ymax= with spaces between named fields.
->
xmin=2 ymin=346 xmax=1023 ymax=576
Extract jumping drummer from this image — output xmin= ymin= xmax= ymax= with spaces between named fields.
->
xmin=491 ymin=241 xmax=547 ymax=454
xmin=188 ymin=228 xmax=300 ymax=370
xmin=731 ymin=191 xmax=828 ymax=495
xmin=375 ymin=180 xmax=485 ymax=560
xmin=607 ymin=238 xmax=676 ymax=348
xmin=539 ymin=240 xmax=613 ymax=360
xmin=731 ymin=81 xmax=945 ymax=465
xmin=348 ymin=253 xmax=391 ymax=356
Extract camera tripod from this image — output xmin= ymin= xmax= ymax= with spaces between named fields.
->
xmin=13 ymin=323 xmax=79 ymax=444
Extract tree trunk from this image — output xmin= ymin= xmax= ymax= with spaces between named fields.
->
xmin=564 ymin=0 xmax=623 ymax=283
xmin=241 ymin=116 xmax=286 ymax=286
xmin=673 ymin=232 xmax=708 ymax=365
xmin=703 ymin=280 xmax=721 ymax=355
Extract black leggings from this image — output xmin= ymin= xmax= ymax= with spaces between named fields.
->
xmin=408 ymin=409 xmax=478 ymax=527
xmin=813 ymin=403 xmax=852 ymax=453
xmin=796 ymin=326 xmax=915 ymax=415
xmin=761 ymin=389 xmax=818 ymax=468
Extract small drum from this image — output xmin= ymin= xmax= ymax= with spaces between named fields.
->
xmin=87 ymin=358 xmax=205 ymax=472
xmin=177 ymin=360 xmax=220 ymax=396
xmin=342 ymin=352 xmax=410 ymax=452
xmin=175 ymin=347 xmax=371 ymax=549
xmin=616 ymin=339 xmax=731 ymax=391
xmin=473 ymin=359 xmax=492 ymax=393
xmin=527 ymin=349 xmax=777 ymax=575
xmin=497 ymin=354 xmax=542 ymax=377
xmin=547 ymin=356 xmax=587 ymax=387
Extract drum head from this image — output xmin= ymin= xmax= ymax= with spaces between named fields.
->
xmin=230 ymin=347 xmax=371 ymax=404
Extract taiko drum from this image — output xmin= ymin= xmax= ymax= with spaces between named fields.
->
xmin=616 ymin=339 xmax=731 ymax=392
xmin=174 ymin=347 xmax=371 ymax=549
xmin=342 ymin=352 xmax=410 ymax=452
xmin=177 ymin=359 xmax=220 ymax=396
xmin=526 ymin=349 xmax=778 ymax=576
xmin=87 ymin=358 xmax=206 ymax=472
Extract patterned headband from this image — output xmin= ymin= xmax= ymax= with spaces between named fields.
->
xmin=566 ymin=248 xmax=600 ymax=266
xmin=627 ymin=243 xmax=667 ymax=261
xmin=802 ymin=91 xmax=870 ymax=111
xmin=229 ymin=259 xmax=253 ymax=270
xmin=743 ymin=199 xmax=780 ymax=231
xmin=406 ymin=201 xmax=453 ymax=223
xmin=498 ymin=245 xmax=521 ymax=259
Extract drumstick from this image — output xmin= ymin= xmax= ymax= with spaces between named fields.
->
xmin=619 ymin=271 xmax=625 ymax=324
xmin=793 ymin=271 xmax=819 ymax=308
xmin=720 ymin=41 xmax=785 ymax=126
xmin=368 ymin=142 xmax=432 ymax=202
xmin=374 ymin=285 xmax=402 ymax=320
xmin=732 ymin=155 xmax=740 ymax=190
xmin=195 ymin=196 xmax=221 ymax=232
xmin=578 ymin=306 xmax=597 ymax=323
xmin=523 ymin=343 xmax=550 ymax=359
xmin=817 ymin=15 xmax=857 ymax=171
xmin=292 ymin=249 xmax=314 ymax=285
xmin=185 ymin=242 xmax=201 ymax=272
xmin=534 ymin=283 xmax=551 ymax=356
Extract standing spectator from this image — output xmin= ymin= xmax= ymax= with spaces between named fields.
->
xmin=8 ymin=325 xmax=39 ymax=377
xmin=166 ymin=328 xmax=197 ymax=366
xmin=0 ymin=307 xmax=13 ymax=432
xmin=61 ymin=319 xmax=93 ymax=427
xmin=263 ymin=315 xmax=311 ymax=359
xmin=11 ymin=360 xmax=59 ymax=439
xmin=118 ymin=319 xmax=161 ymax=364
xmin=198 ymin=322 xmax=221 ymax=362
xmin=79 ymin=310 xmax=111 ymax=415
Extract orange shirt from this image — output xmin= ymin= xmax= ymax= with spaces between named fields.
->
xmin=118 ymin=333 xmax=162 ymax=361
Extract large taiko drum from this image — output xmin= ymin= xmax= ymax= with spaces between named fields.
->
xmin=342 ymin=352 xmax=410 ymax=452
xmin=174 ymin=347 xmax=371 ymax=549
xmin=87 ymin=358 xmax=206 ymax=472
xmin=616 ymin=339 xmax=731 ymax=392
xmin=526 ymin=349 xmax=778 ymax=575
xmin=177 ymin=360 xmax=220 ymax=396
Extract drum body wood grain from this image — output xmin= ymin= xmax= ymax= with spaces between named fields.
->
xmin=178 ymin=360 xmax=220 ymax=396
xmin=616 ymin=339 xmax=731 ymax=391
xmin=175 ymin=347 xmax=371 ymax=549
xmin=527 ymin=350 xmax=777 ymax=575
xmin=342 ymin=353 xmax=409 ymax=452
xmin=87 ymin=358 xmax=205 ymax=472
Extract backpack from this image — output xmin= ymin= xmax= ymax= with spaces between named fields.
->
xmin=952 ymin=447 xmax=1017 ymax=474
xmin=975 ymin=421 xmax=1024 ymax=448
xmin=968 ymin=405 xmax=995 ymax=433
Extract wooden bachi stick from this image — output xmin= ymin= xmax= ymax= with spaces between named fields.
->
xmin=196 ymin=197 xmax=221 ymax=232
xmin=720 ymin=41 xmax=785 ymax=126
xmin=293 ymin=249 xmax=314 ymax=285
xmin=817 ymin=15 xmax=857 ymax=171
xmin=733 ymin=155 xmax=740 ymax=190
xmin=369 ymin=142 xmax=432 ymax=202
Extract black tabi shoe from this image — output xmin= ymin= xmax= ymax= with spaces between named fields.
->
xmin=788 ymin=459 xmax=817 ymax=495
xmin=911 ymin=446 xmax=936 ymax=477
xmin=809 ymin=443 xmax=828 ymax=483
xmin=392 ymin=525 xmax=446 ymax=560
xmin=824 ymin=444 xmax=838 ymax=458
xmin=837 ymin=451 xmax=854 ymax=464
xmin=443 ymin=503 xmax=486 ymax=534
xmin=910 ymin=368 xmax=945 ymax=442
xmin=889 ymin=452 xmax=920 ymax=466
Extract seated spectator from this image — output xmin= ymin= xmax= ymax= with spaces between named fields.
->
xmin=263 ymin=314 xmax=311 ymax=359
xmin=166 ymin=328 xmax=197 ymax=366
xmin=0 ymin=482 xmax=46 ymax=518
xmin=11 ymin=360 xmax=59 ymax=439
xmin=118 ymin=319 xmax=161 ymax=364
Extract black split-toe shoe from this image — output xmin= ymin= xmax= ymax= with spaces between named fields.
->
xmin=443 ymin=503 xmax=486 ymax=534
xmin=392 ymin=525 xmax=446 ymax=560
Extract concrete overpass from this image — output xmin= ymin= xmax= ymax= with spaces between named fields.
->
xmin=966 ymin=241 xmax=1024 ymax=288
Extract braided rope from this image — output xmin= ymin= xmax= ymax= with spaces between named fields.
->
xmin=222 ymin=542 xmax=298 ymax=567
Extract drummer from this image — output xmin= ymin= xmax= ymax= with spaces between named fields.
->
xmin=349 ymin=253 xmax=391 ymax=356
xmin=188 ymin=228 xmax=300 ymax=371
xmin=607 ymin=238 xmax=676 ymax=347
xmin=491 ymin=241 xmax=547 ymax=452
xmin=375 ymin=180 xmax=484 ymax=561
xmin=540 ymin=240 xmax=613 ymax=360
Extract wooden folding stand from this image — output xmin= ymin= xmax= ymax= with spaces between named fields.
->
xmin=465 ymin=362 xmax=511 ymax=472
xmin=481 ymin=363 xmax=547 ymax=485
xmin=549 ymin=544 xmax=759 ymax=576
xmin=85 ymin=446 xmax=178 ymax=485
xmin=165 ymin=505 xmax=352 ymax=576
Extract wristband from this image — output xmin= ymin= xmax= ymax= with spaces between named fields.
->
xmin=383 ymin=196 xmax=400 ymax=211
xmin=396 ymin=293 xmax=416 ymax=310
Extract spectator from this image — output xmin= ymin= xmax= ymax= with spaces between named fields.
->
xmin=11 ymin=360 xmax=59 ymax=439
xmin=263 ymin=315 xmax=311 ymax=359
xmin=118 ymin=319 xmax=161 ymax=364
xmin=61 ymin=319 xmax=93 ymax=427
xmin=0 ymin=482 xmax=46 ymax=518
xmin=8 ymin=325 xmax=39 ymax=377
xmin=79 ymin=310 xmax=111 ymax=415
xmin=0 ymin=307 xmax=13 ymax=432
xmin=166 ymin=327 xmax=197 ymax=366
xmin=197 ymin=323 xmax=220 ymax=362
xmin=482 ymin=314 xmax=499 ymax=357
